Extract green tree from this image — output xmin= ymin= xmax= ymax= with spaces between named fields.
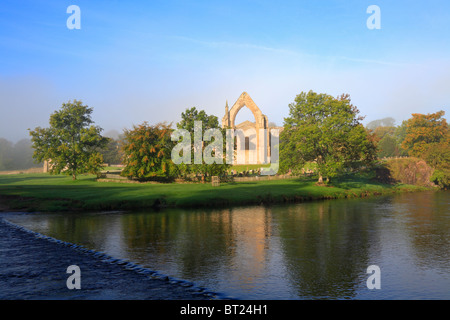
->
xmin=280 ymin=91 xmax=377 ymax=183
xmin=177 ymin=107 xmax=219 ymax=133
xmin=176 ymin=107 xmax=230 ymax=181
xmin=121 ymin=122 xmax=177 ymax=180
xmin=423 ymin=132 xmax=450 ymax=189
xmin=29 ymin=100 xmax=107 ymax=180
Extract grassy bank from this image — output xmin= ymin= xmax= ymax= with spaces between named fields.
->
xmin=0 ymin=172 xmax=432 ymax=213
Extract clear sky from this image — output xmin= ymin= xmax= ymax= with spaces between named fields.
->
xmin=1 ymin=0 xmax=449 ymax=141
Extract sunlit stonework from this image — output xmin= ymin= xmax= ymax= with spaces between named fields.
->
xmin=222 ymin=92 xmax=283 ymax=165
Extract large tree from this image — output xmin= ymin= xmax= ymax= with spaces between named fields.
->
xmin=29 ymin=100 xmax=107 ymax=180
xmin=175 ymin=107 xmax=230 ymax=181
xmin=400 ymin=111 xmax=450 ymax=189
xmin=401 ymin=110 xmax=448 ymax=157
xmin=121 ymin=122 xmax=177 ymax=180
xmin=280 ymin=91 xmax=377 ymax=183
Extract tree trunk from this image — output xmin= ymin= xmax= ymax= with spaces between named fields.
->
xmin=318 ymin=174 xmax=323 ymax=183
xmin=72 ymin=173 xmax=76 ymax=180
xmin=317 ymin=156 xmax=324 ymax=184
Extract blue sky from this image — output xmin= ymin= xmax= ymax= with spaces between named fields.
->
xmin=1 ymin=0 xmax=449 ymax=141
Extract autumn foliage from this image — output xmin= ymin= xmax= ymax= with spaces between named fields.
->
xmin=401 ymin=111 xmax=448 ymax=157
xmin=121 ymin=122 xmax=177 ymax=180
xmin=401 ymin=111 xmax=450 ymax=188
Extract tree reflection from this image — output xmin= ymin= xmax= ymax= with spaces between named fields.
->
xmin=33 ymin=191 xmax=449 ymax=299
xmin=275 ymin=200 xmax=377 ymax=299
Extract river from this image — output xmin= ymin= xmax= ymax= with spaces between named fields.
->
xmin=5 ymin=190 xmax=449 ymax=300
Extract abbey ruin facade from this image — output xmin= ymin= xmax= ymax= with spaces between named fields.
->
xmin=222 ymin=92 xmax=283 ymax=165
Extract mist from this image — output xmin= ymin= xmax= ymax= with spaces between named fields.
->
xmin=1 ymin=53 xmax=448 ymax=145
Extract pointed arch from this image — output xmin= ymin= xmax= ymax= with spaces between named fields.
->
xmin=221 ymin=92 xmax=270 ymax=164
xmin=222 ymin=92 xmax=268 ymax=130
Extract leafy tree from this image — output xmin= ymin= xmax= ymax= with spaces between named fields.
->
xmin=423 ymin=139 xmax=450 ymax=170
xmin=280 ymin=91 xmax=377 ymax=183
xmin=176 ymin=107 xmax=230 ymax=181
xmin=423 ymin=131 xmax=450 ymax=189
xmin=399 ymin=111 xmax=449 ymax=188
xmin=430 ymin=168 xmax=450 ymax=189
xmin=177 ymin=107 xmax=219 ymax=133
xmin=121 ymin=122 xmax=177 ymax=180
xmin=401 ymin=111 xmax=448 ymax=157
xmin=29 ymin=100 xmax=107 ymax=180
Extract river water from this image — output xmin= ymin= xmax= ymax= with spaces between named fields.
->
xmin=6 ymin=190 xmax=449 ymax=300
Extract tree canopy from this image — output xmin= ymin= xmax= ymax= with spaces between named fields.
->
xmin=175 ymin=107 xmax=230 ymax=180
xmin=29 ymin=100 xmax=107 ymax=180
xmin=177 ymin=107 xmax=219 ymax=133
xmin=399 ymin=110 xmax=450 ymax=188
xmin=121 ymin=122 xmax=177 ymax=180
xmin=280 ymin=91 xmax=377 ymax=183
xmin=401 ymin=110 xmax=448 ymax=157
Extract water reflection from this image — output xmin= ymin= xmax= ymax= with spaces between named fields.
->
xmin=400 ymin=191 xmax=450 ymax=271
xmin=7 ymin=191 xmax=450 ymax=299
xmin=274 ymin=200 xmax=376 ymax=299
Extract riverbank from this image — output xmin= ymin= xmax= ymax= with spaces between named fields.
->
xmin=0 ymin=173 xmax=432 ymax=213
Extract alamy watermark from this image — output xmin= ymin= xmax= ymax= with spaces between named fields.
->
xmin=367 ymin=5 xmax=381 ymax=30
xmin=171 ymin=121 xmax=280 ymax=175
xmin=366 ymin=265 xmax=381 ymax=289
xmin=66 ymin=265 xmax=81 ymax=289
xmin=66 ymin=4 xmax=380 ymax=31
xmin=66 ymin=5 xmax=81 ymax=30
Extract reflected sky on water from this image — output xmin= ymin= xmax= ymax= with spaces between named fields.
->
xmin=7 ymin=190 xmax=450 ymax=299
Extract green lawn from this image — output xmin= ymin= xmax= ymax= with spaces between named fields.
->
xmin=0 ymin=172 xmax=429 ymax=212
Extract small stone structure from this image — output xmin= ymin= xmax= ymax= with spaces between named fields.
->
xmin=211 ymin=176 xmax=220 ymax=187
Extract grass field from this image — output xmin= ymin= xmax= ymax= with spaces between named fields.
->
xmin=0 ymin=171 xmax=430 ymax=213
